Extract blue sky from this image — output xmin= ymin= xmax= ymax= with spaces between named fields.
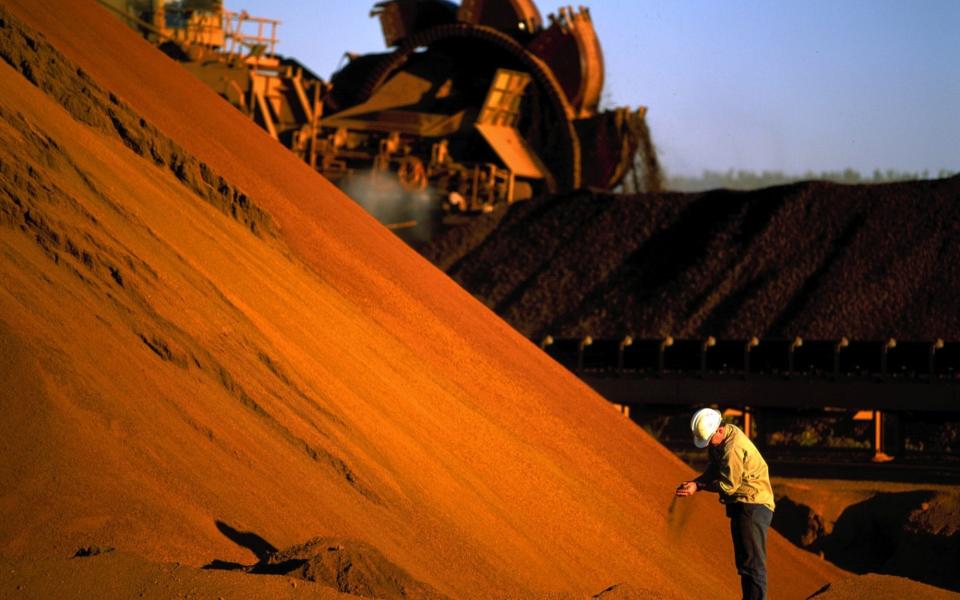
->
xmin=232 ymin=0 xmax=958 ymax=177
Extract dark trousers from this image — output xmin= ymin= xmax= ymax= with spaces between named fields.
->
xmin=726 ymin=503 xmax=773 ymax=600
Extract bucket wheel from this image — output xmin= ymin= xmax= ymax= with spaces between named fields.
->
xmin=350 ymin=23 xmax=582 ymax=193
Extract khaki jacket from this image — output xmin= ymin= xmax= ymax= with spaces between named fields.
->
xmin=695 ymin=424 xmax=775 ymax=512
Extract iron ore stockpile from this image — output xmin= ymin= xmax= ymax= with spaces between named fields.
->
xmin=0 ymin=2 xmax=950 ymax=600
xmin=0 ymin=1 xmax=839 ymax=599
xmin=420 ymin=177 xmax=960 ymax=341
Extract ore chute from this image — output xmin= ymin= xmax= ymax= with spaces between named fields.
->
xmin=628 ymin=110 xmax=663 ymax=193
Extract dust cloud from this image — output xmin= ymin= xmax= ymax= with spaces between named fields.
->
xmin=339 ymin=170 xmax=440 ymax=243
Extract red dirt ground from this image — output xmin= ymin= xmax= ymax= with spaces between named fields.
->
xmin=773 ymin=478 xmax=960 ymax=593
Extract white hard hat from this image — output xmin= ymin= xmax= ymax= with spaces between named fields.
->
xmin=691 ymin=408 xmax=722 ymax=448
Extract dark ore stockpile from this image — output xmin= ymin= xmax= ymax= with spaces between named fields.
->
xmin=421 ymin=177 xmax=960 ymax=340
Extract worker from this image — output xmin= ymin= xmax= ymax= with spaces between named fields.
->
xmin=675 ymin=408 xmax=775 ymax=600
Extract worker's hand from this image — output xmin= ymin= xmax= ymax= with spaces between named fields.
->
xmin=675 ymin=481 xmax=698 ymax=497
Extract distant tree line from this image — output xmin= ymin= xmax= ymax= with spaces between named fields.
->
xmin=657 ymin=168 xmax=958 ymax=193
